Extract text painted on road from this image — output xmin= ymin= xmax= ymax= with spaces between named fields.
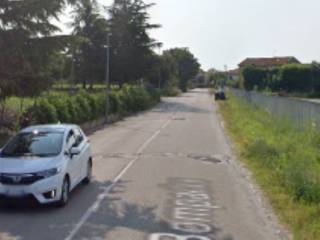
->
xmin=150 ymin=178 xmax=220 ymax=240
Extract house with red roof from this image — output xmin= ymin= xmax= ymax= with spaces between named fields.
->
xmin=225 ymin=57 xmax=301 ymax=81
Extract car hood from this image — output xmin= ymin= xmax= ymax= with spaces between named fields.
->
xmin=0 ymin=156 xmax=62 ymax=174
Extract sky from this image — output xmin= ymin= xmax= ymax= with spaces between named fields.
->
xmin=61 ymin=0 xmax=320 ymax=71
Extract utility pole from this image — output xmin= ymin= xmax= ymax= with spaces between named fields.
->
xmin=224 ymin=65 xmax=228 ymax=89
xmin=105 ymin=33 xmax=111 ymax=122
xmin=157 ymin=45 xmax=162 ymax=89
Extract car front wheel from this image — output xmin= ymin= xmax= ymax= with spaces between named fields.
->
xmin=56 ymin=177 xmax=70 ymax=207
xmin=83 ymin=160 xmax=92 ymax=184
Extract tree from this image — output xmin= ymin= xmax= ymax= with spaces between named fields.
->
xmin=0 ymin=0 xmax=75 ymax=101
xmin=163 ymin=48 xmax=200 ymax=92
xmin=71 ymin=0 xmax=109 ymax=89
xmin=108 ymin=0 xmax=161 ymax=86
xmin=159 ymin=52 xmax=179 ymax=89
xmin=142 ymin=53 xmax=161 ymax=88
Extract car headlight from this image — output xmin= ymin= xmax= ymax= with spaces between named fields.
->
xmin=35 ymin=168 xmax=62 ymax=178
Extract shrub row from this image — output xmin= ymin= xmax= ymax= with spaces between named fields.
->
xmin=241 ymin=63 xmax=320 ymax=93
xmin=24 ymin=85 xmax=160 ymax=126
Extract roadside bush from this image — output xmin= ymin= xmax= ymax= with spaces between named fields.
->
xmin=92 ymin=93 xmax=106 ymax=117
xmin=32 ymin=99 xmax=58 ymax=124
xmin=0 ymin=108 xmax=18 ymax=131
xmin=21 ymin=85 xmax=160 ymax=127
xmin=80 ymin=91 xmax=99 ymax=119
xmin=66 ymin=97 xmax=78 ymax=123
xmin=117 ymin=85 xmax=135 ymax=113
xmin=279 ymin=64 xmax=313 ymax=92
xmin=0 ymin=108 xmax=18 ymax=146
xmin=74 ymin=94 xmax=92 ymax=123
xmin=109 ymin=92 xmax=120 ymax=114
xmin=118 ymin=85 xmax=154 ymax=113
xmin=48 ymin=95 xmax=71 ymax=123
xmin=162 ymin=87 xmax=181 ymax=97
xmin=130 ymin=87 xmax=152 ymax=111
xmin=149 ymin=88 xmax=161 ymax=104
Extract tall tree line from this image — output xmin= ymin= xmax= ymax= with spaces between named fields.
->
xmin=0 ymin=0 xmax=76 ymax=102
xmin=71 ymin=0 xmax=108 ymax=89
xmin=0 ymin=0 xmax=201 ymax=103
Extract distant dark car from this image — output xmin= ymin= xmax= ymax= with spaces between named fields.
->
xmin=215 ymin=91 xmax=226 ymax=101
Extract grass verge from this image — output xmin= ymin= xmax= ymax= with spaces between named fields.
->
xmin=219 ymin=94 xmax=320 ymax=240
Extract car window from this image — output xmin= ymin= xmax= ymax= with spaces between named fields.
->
xmin=66 ymin=130 xmax=76 ymax=149
xmin=1 ymin=132 xmax=64 ymax=158
xmin=73 ymin=128 xmax=84 ymax=148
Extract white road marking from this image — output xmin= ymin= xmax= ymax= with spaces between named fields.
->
xmin=172 ymin=222 xmax=211 ymax=234
xmin=65 ymin=117 xmax=173 ymax=240
xmin=150 ymin=233 xmax=210 ymax=240
xmin=151 ymin=178 xmax=222 ymax=239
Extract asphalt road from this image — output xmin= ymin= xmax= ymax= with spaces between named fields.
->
xmin=0 ymin=89 xmax=290 ymax=240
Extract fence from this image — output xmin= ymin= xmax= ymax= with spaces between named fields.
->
xmin=231 ymin=89 xmax=320 ymax=130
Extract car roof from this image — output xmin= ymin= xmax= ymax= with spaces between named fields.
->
xmin=21 ymin=124 xmax=79 ymax=133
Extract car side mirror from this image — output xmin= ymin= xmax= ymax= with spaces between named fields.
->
xmin=70 ymin=147 xmax=81 ymax=157
xmin=64 ymin=150 xmax=70 ymax=157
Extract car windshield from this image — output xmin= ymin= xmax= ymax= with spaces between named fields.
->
xmin=1 ymin=131 xmax=64 ymax=158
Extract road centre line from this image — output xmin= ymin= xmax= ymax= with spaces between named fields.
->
xmin=65 ymin=117 xmax=173 ymax=240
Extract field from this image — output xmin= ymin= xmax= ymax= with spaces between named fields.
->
xmin=219 ymin=94 xmax=320 ymax=240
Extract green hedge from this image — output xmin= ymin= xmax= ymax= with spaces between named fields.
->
xmin=25 ymin=86 xmax=160 ymax=126
xmin=242 ymin=66 xmax=269 ymax=91
xmin=32 ymin=99 xmax=58 ymax=124
xmin=279 ymin=64 xmax=313 ymax=92
xmin=241 ymin=64 xmax=320 ymax=93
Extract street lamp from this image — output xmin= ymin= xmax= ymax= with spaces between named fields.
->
xmin=105 ymin=33 xmax=111 ymax=122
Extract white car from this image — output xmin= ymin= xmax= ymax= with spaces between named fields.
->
xmin=0 ymin=124 xmax=92 ymax=207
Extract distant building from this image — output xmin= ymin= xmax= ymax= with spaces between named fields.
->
xmin=227 ymin=68 xmax=240 ymax=81
xmin=239 ymin=57 xmax=301 ymax=69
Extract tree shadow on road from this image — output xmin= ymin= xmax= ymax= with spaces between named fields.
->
xmin=69 ymin=180 xmax=229 ymax=240
xmin=0 ymin=179 xmax=232 ymax=240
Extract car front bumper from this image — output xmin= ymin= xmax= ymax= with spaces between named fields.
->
xmin=0 ymin=174 xmax=64 ymax=204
